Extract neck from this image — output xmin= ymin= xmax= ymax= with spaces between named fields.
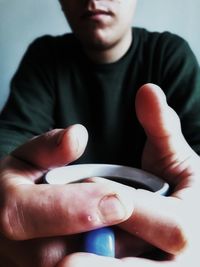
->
xmin=83 ymin=29 xmax=132 ymax=64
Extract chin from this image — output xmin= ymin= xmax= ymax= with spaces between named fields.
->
xmin=76 ymin=29 xmax=117 ymax=51
xmin=83 ymin=39 xmax=114 ymax=51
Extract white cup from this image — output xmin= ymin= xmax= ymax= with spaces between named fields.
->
xmin=45 ymin=163 xmax=169 ymax=195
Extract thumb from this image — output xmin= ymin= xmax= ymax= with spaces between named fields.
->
xmin=135 ymin=83 xmax=181 ymax=139
xmin=11 ymin=124 xmax=88 ymax=170
xmin=135 ymin=83 xmax=197 ymax=182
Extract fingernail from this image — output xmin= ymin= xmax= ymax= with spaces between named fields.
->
xmin=69 ymin=124 xmax=88 ymax=153
xmin=57 ymin=124 xmax=88 ymax=152
xmin=98 ymin=193 xmax=131 ymax=224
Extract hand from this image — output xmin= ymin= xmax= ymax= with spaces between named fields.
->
xmin=0 ymin=124 xmax=134 ymax=266
xmin=56 ymin=84 xmax=200 ymax=267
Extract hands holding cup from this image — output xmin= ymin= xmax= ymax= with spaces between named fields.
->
xmin=0 ymin=84 xmax=199 ymax=266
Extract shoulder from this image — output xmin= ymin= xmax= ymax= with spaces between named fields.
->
xmin=24 ymin=33 xmax=79 ymax=60
xmin=133 ymin=27 xmax=194 ymax=57
xmin=133 ymin=27 xmax=186 ymax=46
xmin=133 ymin=27 xmax=198 ymax=68
xmin=29 ymin=33 xmax=78 ymax=48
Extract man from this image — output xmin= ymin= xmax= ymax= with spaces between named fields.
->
xmin=0 ymin=0 xmax=200 ymax=266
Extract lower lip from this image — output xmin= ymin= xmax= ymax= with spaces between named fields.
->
xmin=84 ymin=13 xmax=112 ymax=23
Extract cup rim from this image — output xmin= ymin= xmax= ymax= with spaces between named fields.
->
xmin=45 ymin=163 xmax=169 ymax=196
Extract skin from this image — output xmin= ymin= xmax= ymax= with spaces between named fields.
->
xmin=0 ymin=84 xmax=199 ymax=267
xmin=59 ymin=0 xmax=137 ymax=63
xmin=0 ymin=0 xmax=199 ymax=266
xmin=57 ymin=85 xmax=200 ymax=267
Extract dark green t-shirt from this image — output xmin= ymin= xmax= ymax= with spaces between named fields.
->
xmin=0 ymin=28 xmax=200 ymax=167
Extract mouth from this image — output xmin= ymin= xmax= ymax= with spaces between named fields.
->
xmin=81 ymin=9 xmax=113 ymax=20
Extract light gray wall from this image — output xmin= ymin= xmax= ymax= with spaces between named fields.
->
xmin=0 ymin=0 xmax=200 ymax=110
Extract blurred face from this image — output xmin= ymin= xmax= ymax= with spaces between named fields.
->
xmin=60 ymin=0 xmax=137 ymax=50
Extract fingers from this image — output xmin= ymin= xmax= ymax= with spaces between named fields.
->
xmin=120 ymin=190 xmax=187 ymax=255
xmin=133 ymin=84 xmax=199 ymax=255
xmin=88 ymin=177 xmax=187 ymax=255
xmin=0 ymin=181 xmax=134 ymax=240
xmin=57 ymin=250 xmax=196 ymax=267
xmin=57 ymin=253 xmax=120 ymax=267
xmin=121 ymin=257 xmax=177 ymax=267
xmin=135 ymin=83 xmax=193 ymax=154
xmin=135 ymin=83 xmax=198 ymax=184
xmin=114 ymin=227 xmax=154 ymax=258
xmin=135 ymin=83 xmax=181 ymax=139
xmin=11 ymin=124 xmax=88 ymax=171
xmin=56 ymin=253 xmax=173 ymax=267
xmin=0 ymin=235 xmax=69 ymax=267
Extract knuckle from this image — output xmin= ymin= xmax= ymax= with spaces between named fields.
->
xmin=29 ymin=239 xmax=66 ymax=267
xmin=0 ymin=237 xmax=66 ymax=267
xmin=0 ymin=185 xmax=24 ymax=240
xmin=33 ymin=249 xmax=59 ymax=267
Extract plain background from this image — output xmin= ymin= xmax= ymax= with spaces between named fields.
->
xmin=0 ymin=0 xmax=200 ymax=110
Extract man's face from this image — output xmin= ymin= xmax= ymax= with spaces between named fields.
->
xmin=60 ymin=0 xmax=137 ymax=50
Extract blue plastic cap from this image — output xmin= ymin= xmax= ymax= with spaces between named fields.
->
xmin=84 ymin=227 xmax=115 ymax=257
